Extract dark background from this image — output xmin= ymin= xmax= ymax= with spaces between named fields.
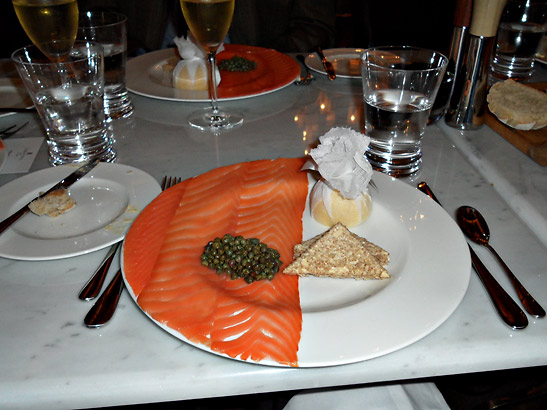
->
xmin=1 ymin=0 xmax=456 ymax=58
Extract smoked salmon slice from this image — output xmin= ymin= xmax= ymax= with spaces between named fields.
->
xmin=123 ymin=158 xmax=309 ymax=366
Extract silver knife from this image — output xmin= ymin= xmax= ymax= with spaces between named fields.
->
xmin=316 ymin=46 xmax=336 ymax=80
xmin=0 ymin=159 xmax=101 ymax=235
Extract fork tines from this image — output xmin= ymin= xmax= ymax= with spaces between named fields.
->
xmin=161 ymin=176 xmax=182 ymax=190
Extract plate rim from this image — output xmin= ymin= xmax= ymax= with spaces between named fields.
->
xmin=0 ymin=162 xmax=161 ymax=260
xmin=121 ymin=165 xmax=471 ymax=368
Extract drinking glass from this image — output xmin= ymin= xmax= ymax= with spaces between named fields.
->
xmin=490 ymin=0 xmax=546 ymax=82
xmin=180 ymin=0 xmax=243 ymax=131
xmin=78 ymin=11 xmax=134 ymax=120
xmin=12 ymin=42 xmax=116 ymax=166
xmin=361 ymin=46 xmax=447 ymax=177
xmin=12 ymin=0 xmax=79 ymax=61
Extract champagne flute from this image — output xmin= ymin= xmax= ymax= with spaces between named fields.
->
xmin=12 ymin=0 xmax=79 ymax=61
xmin=180 ymin=0 xmax=244 ymax=130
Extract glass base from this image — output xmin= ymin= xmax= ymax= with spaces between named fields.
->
xmin=491 ymin=55 xmax=536 ymax=80
xmin=47 ymin=128 xmax=117 ymax=166
xmin=104 ymin=91 xmax=134 ymax=122
xmin=187 ymin=107 xmax=244 ymax=131
xmin=366 ymin=144 xmax=422 ymax=177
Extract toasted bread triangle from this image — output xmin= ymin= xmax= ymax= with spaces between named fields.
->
xmin=294 ymin=228 xmax=390 ymax=267
xmin=284 ymin=223 xmax=389 ymax=279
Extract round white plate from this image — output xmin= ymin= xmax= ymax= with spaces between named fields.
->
xmin=0 ymin=162 xmax=161 ymax=260
xmin=124 ymin=170 xmax=471 ymax=367
xmin=305 ymin=48 xmax=365 ymax=79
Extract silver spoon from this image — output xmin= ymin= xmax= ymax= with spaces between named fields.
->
xmin=456 ymin=206 xmax=545 ymax=318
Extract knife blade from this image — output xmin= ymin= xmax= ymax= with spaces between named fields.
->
xmin=0 ymin=107 xmax=36 ymax=113
xmin=316 ymin=46 xmax=336 ymax=80
xmin=417 ymin=182 xmax=528 ymax=330
xmin=0 ymin=158 xmax=101 ymax=235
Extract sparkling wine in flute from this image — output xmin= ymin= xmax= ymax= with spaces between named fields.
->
xmin=12 ymin=0 xmax=78 ymax=60
xmin=180 ymin=0 xmax=234 ymax=52
xmin=180 ymin=0 xmax=243 ymax=130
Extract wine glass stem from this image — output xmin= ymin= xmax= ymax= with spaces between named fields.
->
xmin=207 ymin=51 xmax=219 ymax=113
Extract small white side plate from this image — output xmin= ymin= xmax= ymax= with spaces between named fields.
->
xmin=0 ymin=162 xmax=161 ymax=260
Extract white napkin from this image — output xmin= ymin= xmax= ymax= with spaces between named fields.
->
xmin=305 ymin=127 xmax=372 ymax=199
xmin=172 ymin=32 xmax=222 ymax=86
xmin=0 ymin=137 xmax=44 ymax=174
xmin=283 ymin=382 xmax=451 ymax=410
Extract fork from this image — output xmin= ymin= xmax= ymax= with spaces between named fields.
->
xmin=0 ymin=122 xmax=28 ymax=138
xmin=83 ymin=176 xmax=181 ymax=328
xmin=294 ymin=54 xmax=315 ymax=85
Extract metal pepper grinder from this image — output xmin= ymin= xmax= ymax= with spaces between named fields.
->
xmin=445 ymin=0 xmax=507 ymax=129
xmin=429 ymin=0 xmax=473 ymax=122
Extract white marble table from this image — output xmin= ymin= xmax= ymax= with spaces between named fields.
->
xmin=1 ymin=63 xmax=546 ymax=409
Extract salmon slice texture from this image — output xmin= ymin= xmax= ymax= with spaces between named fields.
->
xmin=123 ymin=158 xmax=309 ymax=367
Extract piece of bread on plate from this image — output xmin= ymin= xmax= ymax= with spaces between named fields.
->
xmin=487 ymin=79 xmax=547 ymax=130
xmin=284 ymin=222 xmax=389 ymax=280
xmin=29 ymin=188 xmax=76 ymax=217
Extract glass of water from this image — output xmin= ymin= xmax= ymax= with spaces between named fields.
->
xmin=361 ymin=46 xmax=447 ymax=177
xmin=490 ymin=0 xmax=546 ymax=82
xmin=77 ymin=11 xmax=133 ymax=121
xmin=12 ymin=41 xmax=116 ymax=166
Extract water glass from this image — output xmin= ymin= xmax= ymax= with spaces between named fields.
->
xmin=361 ymin=46 xmax=447 ymax=177
xmin=77 ymin=11 xmax=133 ymax=120
xmin=12 ymin=41 xmax=116 ymax=166
xmin=490 ymin=0 xmax=546 ymax=82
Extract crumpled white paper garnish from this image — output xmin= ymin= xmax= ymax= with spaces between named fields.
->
xmin=172 ymin=32 xmax=223 ymax=87
xmin=173 ymin=32 xmax=203 ymax=59
xmin=305 ymin=127 xmax=373 ymax=199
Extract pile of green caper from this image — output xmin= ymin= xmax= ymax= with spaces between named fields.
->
xmin=201 ymin=234 xmax=282 ymax=283
xmin=218 ymin=55 xmax=257 ymax=72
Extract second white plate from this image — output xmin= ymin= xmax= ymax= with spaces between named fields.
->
xmin=0 ymin=162 xmax=161 ymax=260
xmin=305 ymin=48 xmax=364 ymax=79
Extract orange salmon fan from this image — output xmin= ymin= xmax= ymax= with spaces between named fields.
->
xmin=122 ymin=158 xmax=309 ymax=367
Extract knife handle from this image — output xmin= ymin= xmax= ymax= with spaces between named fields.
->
xmin=316 ymin=46 xmax=336 ymax=80
xmin=0 ymin=206 xmax=29 ymax=235
xmin=468 ymin=245 xmax=528 ymax=329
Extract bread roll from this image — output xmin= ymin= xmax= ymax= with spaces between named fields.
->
xmin=487 ymin=79 xmax=547 ymax=130
xmin=29 ymin=188 xmax=76 ymax=217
